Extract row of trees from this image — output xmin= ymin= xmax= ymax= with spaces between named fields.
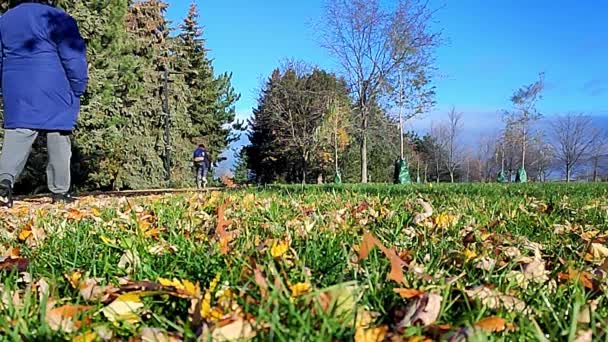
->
xmin=239 ymin=0 xmax=606 ymax=185
xmin=241 ymin=0 xmax=440 ymax=184
xmin=0 ymin=0 xmax=240 ymax=192
xmin=409 ymin=73 xmax=607 ymax=183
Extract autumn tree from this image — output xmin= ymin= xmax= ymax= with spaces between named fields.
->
xmin=505 ymin=73 xmax=545 ymax=182
xmin=318 ymin=0 xmax=440 ymax=183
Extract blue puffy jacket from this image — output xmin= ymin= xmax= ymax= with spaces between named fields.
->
xmin=0 ymin=3 xmax=88 ymax=131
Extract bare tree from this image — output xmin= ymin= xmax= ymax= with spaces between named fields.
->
xmin=506 ymin=73 xmax=545 ymax=177
xmin=589 ymin=128 xmax=608 ymax=182
xmin=551 ymin=113 xmax=598 ymax=182
xmin=319 ymin=0 xmax=440 ymax=183
xmin=442 ymin=108 xmax=463 ymax=183
xmin=429 ymin=122 xmax=448 ymax=183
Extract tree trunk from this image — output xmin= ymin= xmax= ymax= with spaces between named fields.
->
xmin=566 ymin=164 xmax=571 ymax=183
xmin=521 ymin=127 xmax=527 ymax=170
xmin=361 ymin=114 xmax=368 ymax=183
xmin=593 ymin=157 xmax=599 ymax=182
xmin=450 ymin=172 xmax=454 ymax=183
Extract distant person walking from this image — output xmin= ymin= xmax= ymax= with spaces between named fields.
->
xmin=0 ymin=0 xmax=87 ymax=207
xmin=193 ymin=144 xmax=211 ymax=189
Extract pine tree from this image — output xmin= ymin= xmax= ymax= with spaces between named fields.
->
xmin=175 ymin=2 xmax=240 ymax=164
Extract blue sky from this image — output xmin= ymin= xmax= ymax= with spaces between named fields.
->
xmin=166 ymin=0 xmax=608 ymax=170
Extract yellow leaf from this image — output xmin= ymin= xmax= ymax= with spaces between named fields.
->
xmin=270 ymin=240 xmax=289 ymax=258
xmin=355 ymin=325 xmax=388 ymax=342
xmin=290 ymin=283 xmax=312 ymax=298
xmin=158 ymin=278 xmax=200 ymax=297
xmin=18 ymin=227 xmax=32 ymax=241
xmin=464 ymin=249 xmax=478 ymax=262
xmin=101 ymin=292 xmax=144 ymax=324
xmin=73 ymin=331 xmax=97 ymax=342
xmin=100 ymin=235 xmax=115 ymax=245
xmin=434 ymin=213 xmax=457 ymax=228
xmin=66 ymin=271 xmax=82 ymax=289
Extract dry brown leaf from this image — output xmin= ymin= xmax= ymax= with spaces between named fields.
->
xmin=474 ymin=316 xmax=507 ymax=332
xmin=118 ymin=250 xmax=141 ymax=274
xmin=46 ymin=304 xmax=92 ymax=333
xmin=522 ymin=260 xmax=549 ymax=283
xmin=586 ymin=243 xmax=608 ymax=264
xmin=574 ymin=330 xmax=592 ymax=342
xmin=0 ymin=257 xmax=29 ymax=273
xmin=79 ymin=278 xmax=115 ymax=302
xmin=140 ymin=327 xmax=183 ymax=342
xmin=413 ymin=199 xmax=433 ymax=225
xmin=0 ymin=285 xmax=21 ymax=310
xmin=358 ymin=232 xmax=408 ymax=284
xmin=216 ymin=200 xmax=237 ymax=255
xmin=465 ymin=286 xmax=527 ymax=313
xmin=396 ymin=293 xmax=442 ymax=328
xmin=148 ymin=243 xmax=178 ymax=255
xmin=393 ymin=288 xmax=425 ymax=299
xmin=208 ymin=317 xmax=256 ymax=341
xmin=557 ymin=269 xmax=598 ymax=291
xmin=253 ymin=265 xmax=269 ymax=298
xmin=475 ymin=257 xmax=496 ymax=271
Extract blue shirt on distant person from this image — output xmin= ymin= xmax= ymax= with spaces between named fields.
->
xmin=0 ymin=1 xmax=88 ymax=131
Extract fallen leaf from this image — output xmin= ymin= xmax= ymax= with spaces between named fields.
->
xmin=522 ymin=260 xmax=549 ymax=283
xmin=158 ymin=278 xmax=200 ymax=298
xmin=574 ymin=330 xmax=592 ymax=342
xmin=46 ymin=304 xmax=92 ymax=333
xmin=148 ymin=243 xmax=178 ymax=255
xmin=475 ymin=257 xmax=496 ymax=271
xmin=557 ymin=268 xmax=598 ymax=291
xmin=413 ymin=199 xmax=433 ymax=225
xmin=101 ymin=292 xmax=144 ymax=324
xmin=72 ymin=331 xmax=97 ymax=342
xmin=586 ymin=243 xmax=608 ymax=264
xmin=141 ymin=327 xmax=183 ymax=342
xmin=355 ymin=325 xmax=388 ymax=342
xmin=0 ymin=285 xmax=21 ymax=310
xmin=118 ymin=250 xmax=140 ymax=274
xmin=79 ymin=278 xmax=114 ymax=302
xmin=66 ymin=271 xmax=83 ymax=289
xmin=253 ymin=265 xmax=269 ymax=298
xmin=0 ymin=257 xmax=29 ymax=272
xmin=465 ymin=286 xmax=527 ymax=313
xmin=396 ymin=293 xmax=442 ymax=328
xmin=463 ymin=249 xmax=478 ymax=262
xmin=358 ymin=232 xmax=408 ymax=284
xmin=474 ymin=316 xmax=506 ymax=332
xmin=393 ymin=288 xmax=425 ymax=299
xmin=216 ymin=200 xmax=237 ymax=255
xmin=434 ymin=213 xmax=457 ymax=228
xmin=290 ymin=282 xmax=312 ymax=298
xmin=208 ymin=317 xmax=256 ymax=341
xmin=270 ymin=240 xmax=289 ymax=258
xmin=317 ymin=283 xmax=360 ymax=326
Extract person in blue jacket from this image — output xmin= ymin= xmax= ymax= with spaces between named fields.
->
xmin=193 ymin=144 xmax=212 ymax=189
xmin=0 ymin=0 xmax=87 ymax=207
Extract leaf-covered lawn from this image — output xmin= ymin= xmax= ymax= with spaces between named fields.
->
xmin=1 ymin=184 xmax=608 ymax=341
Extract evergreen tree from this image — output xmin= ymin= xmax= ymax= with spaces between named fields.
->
xmin=174 ymin=2 xmax=241 ymax=163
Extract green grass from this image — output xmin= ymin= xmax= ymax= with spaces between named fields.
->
xmin=1 ymin=183 xmax=607 ymax=341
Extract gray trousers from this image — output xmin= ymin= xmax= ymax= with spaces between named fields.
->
xmin=0 ymin=129 xmax=72 ymax=194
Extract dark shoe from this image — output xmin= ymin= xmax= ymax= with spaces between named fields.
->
xmin=52 ymin=193 xmax=76 ymax=204
xmin=0 ymin=180 xmax=13 ymax=208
